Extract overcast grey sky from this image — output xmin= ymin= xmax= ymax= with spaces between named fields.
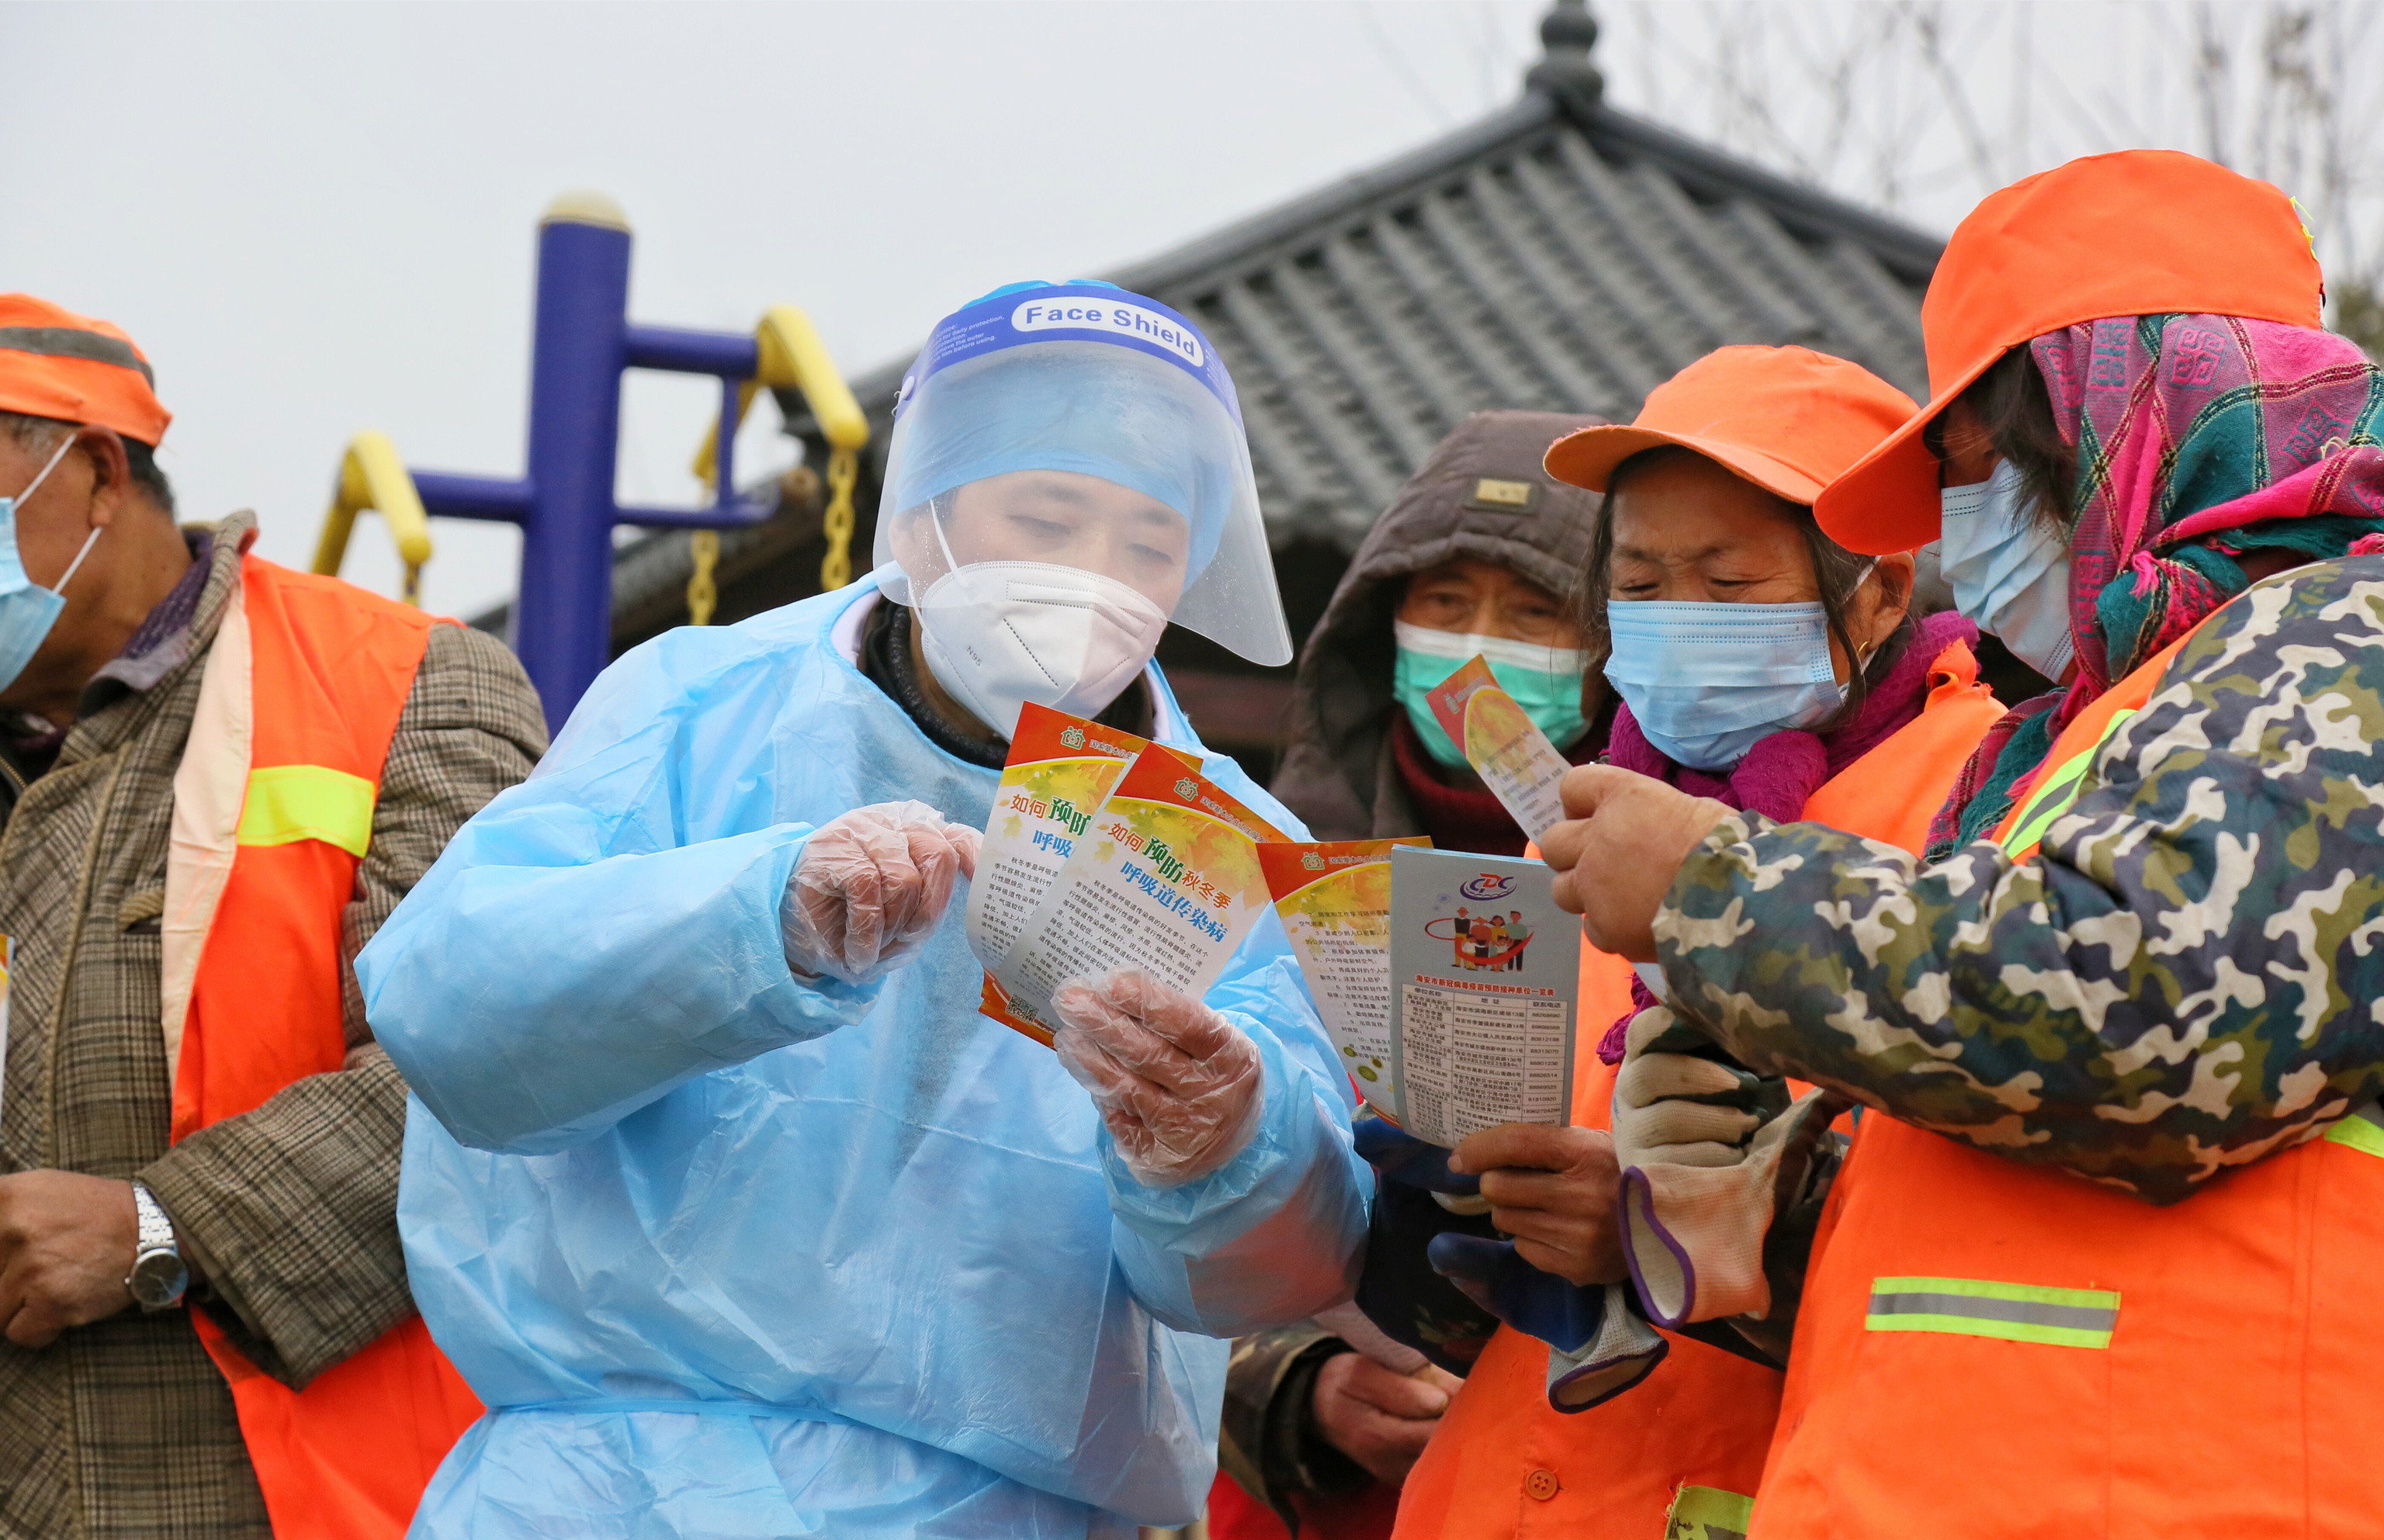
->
xmin=4 ymin=1 xmax=1585 ymax=617
xmin=13 ymin=1 xmax=2326 ymax=622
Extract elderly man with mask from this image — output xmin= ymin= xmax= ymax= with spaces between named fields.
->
xmin=359 ymin=281 xmax=1370 ymax=1539
xmin=0 ymin=295 xmax=547 ymax=1538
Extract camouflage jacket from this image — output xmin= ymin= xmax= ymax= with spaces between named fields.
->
xmin=1656 ymin=557 xmax=2384 ymax=1206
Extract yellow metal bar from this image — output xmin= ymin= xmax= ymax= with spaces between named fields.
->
xmin=690 ymin=305 xmax=869 ymax=488
xmin=755 ymin=305 xmax=869 ymax=450
xmin=313 ymin=431 xmax=434 ymax=604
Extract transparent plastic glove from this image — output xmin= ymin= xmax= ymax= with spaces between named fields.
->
xmin=1051 ymin=969 xmax=1264 ymax=1188
xmin=1611 ymin=1005 xmax=1843 ymax=1327
xmin=779 ymin=801 xmax=981 ymax=985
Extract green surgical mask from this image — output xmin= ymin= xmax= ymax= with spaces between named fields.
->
xmin=1391 ymin=621 xmax=1591 ymax=770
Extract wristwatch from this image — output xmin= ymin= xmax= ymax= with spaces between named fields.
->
xmin=126 ymin=1180 xmax=188 ymax=1311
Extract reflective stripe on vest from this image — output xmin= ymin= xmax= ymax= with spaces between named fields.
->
xmin=2324 ymin=1098 xmax=2384 ymax=1159
xmin=1864 ymin=1275 xmax=2119 ymax=1348
xmin=1991 ymin=629 xmax=2196 ymax=860
xmin=1664 ymin=1484 xmax=1756 ymax=1540
xmin=169 ymin=555 xmax=481 ymax=1540
xmin=235 ymin=764 xmax=376 ymax=856
xmin=1995 ymin=709 xmax=2137 ymax=857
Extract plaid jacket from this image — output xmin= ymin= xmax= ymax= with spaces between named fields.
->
xmin=0 ymin=514 xmax=546 ymax=1540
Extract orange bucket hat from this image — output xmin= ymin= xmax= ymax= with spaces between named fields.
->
xmin=1814 ymin=149 xmax=2321 ymax=555
xmin=0 ymin=293 xmax=172 ymax=445
xmin=1543 ymin=344 xmax=1916 ymax=505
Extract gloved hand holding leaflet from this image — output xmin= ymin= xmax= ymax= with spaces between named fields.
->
xmin=965 ymin=703 xmax=1194 ymax=1036
xmin=970 ymin=708 xmax=1283 ymax=1043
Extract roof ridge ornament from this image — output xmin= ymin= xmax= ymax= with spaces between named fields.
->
xmin=1524 ymin=0 xmax=1605 ymax=118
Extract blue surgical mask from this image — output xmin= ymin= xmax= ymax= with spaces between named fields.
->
xmin=1393 ymin=621 xmax=1590 ymax=770
xmin=1939 ymin=459 xmax=2075 ymax=683
xmin=1603 ymin=599 xmax=1848 ymax=770
xmin=0 ymin=434 xmax=101 ymax=695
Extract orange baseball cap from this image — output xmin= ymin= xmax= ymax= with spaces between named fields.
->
xmin=1814 ymin=150 xmax=2321 ymax=554
xmin=0 ymin=294 xmax=171 ymax=445
xmin=1543 ymin=344 xmax=1917 ymax=508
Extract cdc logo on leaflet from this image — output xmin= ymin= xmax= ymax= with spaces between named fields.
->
xmin=1459 ymin=873 xmax=1516 ymax=902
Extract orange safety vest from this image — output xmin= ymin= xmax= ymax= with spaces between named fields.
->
xmin=1397 ymin=638 xmax=2005 ymax=1540
xmin=161 ymin=552 xmax=483 ymax=1538
xmin=1752 ymin=620 xmax=2384 ymax=1539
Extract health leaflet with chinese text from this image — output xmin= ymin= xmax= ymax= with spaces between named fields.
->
xmin=1260 ymin=838 xmax=1430 ymax=1115
xmin=1387 ymin=845 xmax=1579 ymax=1147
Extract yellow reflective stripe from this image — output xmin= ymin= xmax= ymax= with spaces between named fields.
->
xmin=1999 ymin=753 xmax=2093 ymax=855
xmin=1998 ymin=708 xmax=2137 ymax=856
xmin=2324 ymin=1100 xmax=2384 ymax=1160
xmin=1664 ymin=1483 xmax=1756 ymax=1540
xmin=1866 ymin=1275 xmax=2119 ymax=1349
xmin=235 ymin=765 xmax=376 ymax=857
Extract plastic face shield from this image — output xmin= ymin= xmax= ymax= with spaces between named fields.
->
xmin=872 ymin=285 xmax=1292 ymax=668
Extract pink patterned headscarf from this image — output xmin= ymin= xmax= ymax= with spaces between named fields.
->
xmin=1933 ymin=313 xmax=2384 ymax=852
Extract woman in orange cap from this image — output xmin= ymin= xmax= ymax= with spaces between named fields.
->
xmin=1542 ymin=149 xmax=2384 ymax=1538
xmin=1384 ymin=344 xmax=2007 ymax=1540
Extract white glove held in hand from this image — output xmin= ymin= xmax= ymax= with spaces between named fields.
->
xmin=1052 ymin=969 xmax=1264 ymax=1188
xmin=1610 ymin=1008 xmax=1764 ymax=1169
xmin=781 ymin=801 xmax=981 ymax=985
xmin=1610 ymin=1005 xmax=1842 ymax=1327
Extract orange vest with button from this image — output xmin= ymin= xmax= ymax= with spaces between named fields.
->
xmin=1394 ymin=636 xmax=2004 ymax=1540
xmin=1751 ymin=621 xmax=2384 ymax=1540
xmin=163 ymin=554 xmax=483 ymax=1540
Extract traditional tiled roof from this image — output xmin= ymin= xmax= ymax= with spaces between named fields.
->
xmin=581 ymin=12 xmax=1942 ymax=654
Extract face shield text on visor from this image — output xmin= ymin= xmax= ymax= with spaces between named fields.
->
xmin=874 ymin=282 xmax=1290 ymax=736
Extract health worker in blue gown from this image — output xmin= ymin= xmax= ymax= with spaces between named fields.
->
xmin=357 ymin=282 xmax=1372 ymax=1540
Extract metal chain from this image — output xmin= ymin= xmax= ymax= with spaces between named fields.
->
xmin=688 ymin=528 xmax=720 ymax=626
xmin=402 ymin=560 xmax=424 ymax=607
xmin=820 ymin=445 xmax=859 ymax=592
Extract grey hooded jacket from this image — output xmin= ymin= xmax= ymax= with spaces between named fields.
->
xmin=1270 ymin=410 xmax=1606 ymax=841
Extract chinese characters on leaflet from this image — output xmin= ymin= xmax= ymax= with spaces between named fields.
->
xmin=1422 ymin=654 xmax=1568 ymax=844
xmin=1370 ymin=654 xmax=1582 ymax=1146
xmin=1259 ymin=839 xmax=1429 ymax=1111
xmin=1387 ymin=845 xmax=1578 ymax=1147
xmin=967 ymin=670 xmax=1582 ymax=1156
xmin=969 ymin=705 xmax=1279 ymax=1045
xmin=965 ymin=703 xmax=1190 ymax=978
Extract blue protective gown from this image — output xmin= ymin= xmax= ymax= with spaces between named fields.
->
xmin=359 ymin=582 xmax=1370 ymax=1539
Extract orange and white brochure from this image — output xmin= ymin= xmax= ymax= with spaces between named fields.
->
xmin=969 ymin=705 xmax=1192 ymax=1044
xmin=1423 ymin=655 xmax=1571 ymax=845
xmin=1259 ymin=839 xmax=1430 ymax=1116
xmin=986 ymin=750 xmax=1285 ymax=1045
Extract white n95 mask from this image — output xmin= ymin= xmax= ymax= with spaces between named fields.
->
xmin=915 ymin=561 xmax=1169 ymax=739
